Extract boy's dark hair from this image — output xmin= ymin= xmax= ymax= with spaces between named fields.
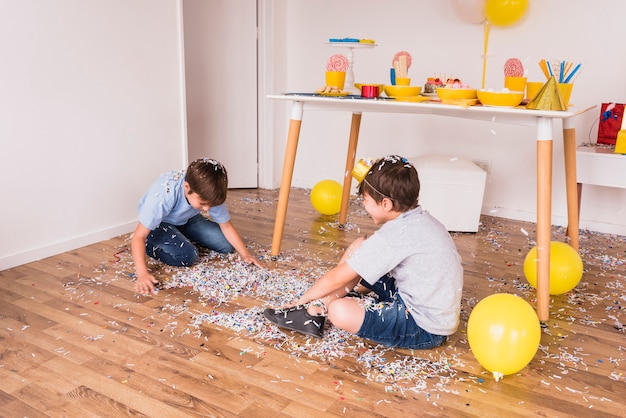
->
xmin=357 ymin=155 xmax=420 ymax=212
xmin=185 ymin=158 xmax=228 ymax=206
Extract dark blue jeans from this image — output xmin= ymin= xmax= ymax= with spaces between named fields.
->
xmin=145 ymin=214 xmax=234 ymax=267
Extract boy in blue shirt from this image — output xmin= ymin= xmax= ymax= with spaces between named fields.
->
xmin=131 ymin=158 xmax=265 ymax=294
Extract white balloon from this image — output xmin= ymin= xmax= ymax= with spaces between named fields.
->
xmin=451 ymin=0 xmax=487 ymax=24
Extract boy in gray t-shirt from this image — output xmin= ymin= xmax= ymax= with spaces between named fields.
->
xmin=264 ymin=155 xmax=463 ymax=349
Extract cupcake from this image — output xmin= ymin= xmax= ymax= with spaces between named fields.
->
xmin=423 ymin=77 xmax=445 ymax=94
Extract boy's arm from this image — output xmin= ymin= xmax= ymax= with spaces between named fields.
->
xmin=295 ymin=262 xmax=360 ymax=305
xmin=130 ymin=223 xmax=159 ymax=294
xmin=219 ymin=220 xmax=267 ymax=269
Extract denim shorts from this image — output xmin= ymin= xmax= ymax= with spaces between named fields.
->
xmin=356 ymin=274 xmax=447 ymax=350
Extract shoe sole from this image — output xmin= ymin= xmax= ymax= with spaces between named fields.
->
xmin=263 ymin=309 xmax=324 ymax=338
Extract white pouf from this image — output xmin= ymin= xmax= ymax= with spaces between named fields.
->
xmin=409 ymin=155 xmax=487 ymax=232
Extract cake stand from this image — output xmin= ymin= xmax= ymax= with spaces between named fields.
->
xmin=326 ymin=42 xmax=377 ymax=93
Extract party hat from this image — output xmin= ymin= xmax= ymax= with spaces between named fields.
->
xmin=526 ymin=76 xmax=567 ymax=111
xmin=351 ymin=158 xmax=375 ymax=183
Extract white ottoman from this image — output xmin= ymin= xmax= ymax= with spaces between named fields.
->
xmin=408 ymin=155 xmax=487 ymax=232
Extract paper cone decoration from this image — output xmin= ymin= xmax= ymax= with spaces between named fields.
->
xmin=526 ymin=77 xmax=567 ymax=111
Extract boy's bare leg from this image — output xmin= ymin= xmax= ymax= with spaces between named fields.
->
xmin=307 ymin=236 xmax=368 ymax=317
xmin=327 ymin=297 xmax=366 ymax=333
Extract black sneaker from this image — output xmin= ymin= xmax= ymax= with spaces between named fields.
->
xmin=263 ymin=305 xmax=325 ymax=338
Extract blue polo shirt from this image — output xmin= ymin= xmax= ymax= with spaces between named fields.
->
xmin=137 ymin=170 xmax=230 ymax=231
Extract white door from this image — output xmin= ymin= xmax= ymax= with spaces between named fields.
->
xmin=183 ymin=0 xmax=257 ymax=188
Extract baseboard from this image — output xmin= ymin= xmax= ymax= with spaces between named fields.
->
xmin=0 ymin=222 xmax=136 ymax=271
xmin=481 ymin=206 xmax=626 ymax=237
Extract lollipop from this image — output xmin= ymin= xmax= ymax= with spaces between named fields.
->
xmin=392 ymin=51 xmax=413 ymax=69
xmin=392 ymin=51 xmax=412 ymax=79
xmin=504 ymin=58 xmax=524 ymax=77
xmin=326 ymin=54 xmax=349 ymax=72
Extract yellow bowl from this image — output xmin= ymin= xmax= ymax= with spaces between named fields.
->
xmin=436 ymin=88 xmax=478 ymax=100
xmin=477 ymin=90 xmax=524 ymax=107
xmin=383 ymin=85 xmax=422 ymax=98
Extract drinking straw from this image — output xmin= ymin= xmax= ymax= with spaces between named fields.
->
xmin=564 ymin=62 xmax=573 ymax=79
xmin=559 ymin=61 xmax=565 ymax=83
xmin=546 ymin=60 xmax=553 ymax=77
xmin=538 ymin=59 xmax=550 ymax=79
xmin=563 ymin=63 xmax=581 ymax=84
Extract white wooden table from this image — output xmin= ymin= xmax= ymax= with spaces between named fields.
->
xmin=268 ymin=93 xmax=595 ymax=322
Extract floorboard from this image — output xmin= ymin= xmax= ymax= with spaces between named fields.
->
xmin=1 ymin=188 xmax=625 ymax=417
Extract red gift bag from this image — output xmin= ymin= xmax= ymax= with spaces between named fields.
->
xmin=597 ymin=103 xmax=624 ymax=145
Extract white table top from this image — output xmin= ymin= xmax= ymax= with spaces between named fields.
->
xmin=268 ymin=93 xmax=595 ymax=128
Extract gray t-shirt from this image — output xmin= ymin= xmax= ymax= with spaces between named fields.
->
xmin=346 ymin=206 xmax=463 ymax=336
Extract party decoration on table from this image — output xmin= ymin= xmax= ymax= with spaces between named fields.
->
xmin=481 ymin=21 xmax=490 ymax=89
xmin=480 ymin=0 xmax=527 ymax=87
xmin=391 ymin=51 xmax=412 ymax=85
xmin=504 ymin=58 xmax=524 ymax=77
xmin=423 ymin=77 xmax=445 ymax=94
xmin=597 ymin=103 xmax=624 ymax=145
xmin=329 ymin=38 xmax=376 ymax=44
xmin=485 ymin=0 xmax=528 ymax=27
xmin=467 ymin=293 xmax=541 ymax=381
xmin=436 ymin=79 xmax=478 ymax=106
xmin=326 ymin=54 xmax=349 ymax=72
xmin=450 ymin=0 xmax=486 ymax=24
xmin=503 ymin=57 xmax=526 ymax=92
xmin=523 ymin=241 xmax=583 ymax=295
xmin=423 ymin=76 xmax=468 ymax=94
xmin=314 ymin=86 xmax=348 ymax=95
xmin=310 ymin=179 xmax=343 ymax=215
xmin=538 ymin=59 xmax=582 ymax=84
xmin=477 ymin=89 xmax=524 ymax=107
xmin=615 ymin=124 xmax=626 ymax=154
xmin=526 ymin=76 xmax=567 ymax=111
xmin=323 ymin=54 xmax=349 ymax=92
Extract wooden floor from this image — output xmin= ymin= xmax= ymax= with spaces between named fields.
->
xmin=1 ymin=188 xmax=625 ymax=417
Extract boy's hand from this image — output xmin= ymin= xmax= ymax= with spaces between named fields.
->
xmin=242 ymin=254 xmax=267 ymax=270
xmin=135 ymin=272 xmax=159 ymax=295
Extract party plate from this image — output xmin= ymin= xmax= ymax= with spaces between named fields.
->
xmin=317 ymin=91 xmax=350 ymax=97
xmin=394 ymin=96 xmax=430 ymax=103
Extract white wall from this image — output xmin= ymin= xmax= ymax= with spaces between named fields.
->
xmin=1 ymin=0 xmax=624 ymax=270
xmin=0 ymin=0 xmax=187 ymax=269
xmin=264 ymin=0 xmax=626 ymax=236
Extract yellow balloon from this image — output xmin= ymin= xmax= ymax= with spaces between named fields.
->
xmin=310 ymin=179 xmax=343 ymax=215
xmin=524 ymin=241 xmax=583 ymax=295
xmin=467 ymin=293 xmax=541 ymax=377
xmin=485 ymin=0 xmax=528 ymax=27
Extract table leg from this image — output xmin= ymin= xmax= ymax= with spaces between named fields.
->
xmin=563 ymin=119 xmax=579 ymax=251
xmin=339 ymin=112 xmax=362 ymax=225
xmin=271 ymin=102 xmax=304 ymax=256
xmin=536 ymin=117 xmax=553 ymax=322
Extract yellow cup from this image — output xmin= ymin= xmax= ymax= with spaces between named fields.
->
xmin=325 ymin=71 xmax=346 ymax=90
xmin=558 ymin=83 xmax=573 ymax=105
xmin=396 ymin=77 xmax=411 ymax=86
xmin=526 ymin=81 xmax=544 ymax=101
xmin=504 ymin=76 xmax=527 ymax=93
